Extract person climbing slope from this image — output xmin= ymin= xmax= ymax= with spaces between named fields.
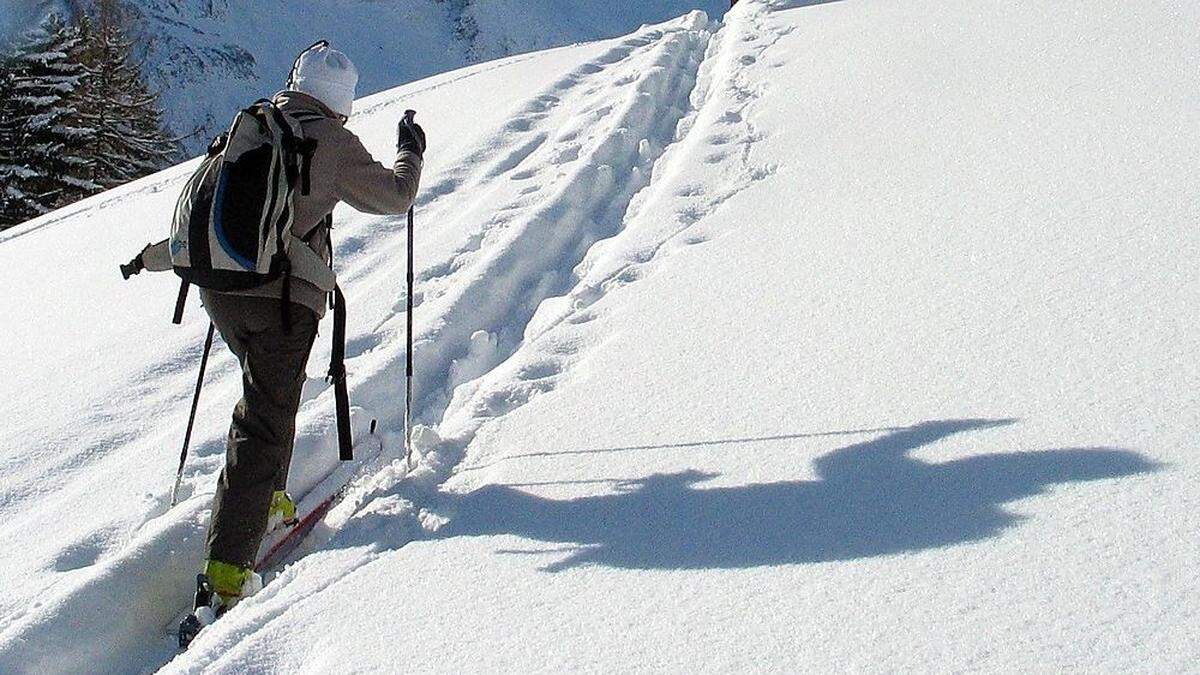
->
xmin=199 ymin=42 xmax=425 ymax=608
xmin=122 ymin=41 xmax=426 ymax=643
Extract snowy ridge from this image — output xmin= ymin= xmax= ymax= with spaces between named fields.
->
xmin=0 ymin=0 xmax=727 ymax=155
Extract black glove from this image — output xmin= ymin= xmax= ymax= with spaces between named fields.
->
xmin=397 ymin=119 xmax=426 ymax=156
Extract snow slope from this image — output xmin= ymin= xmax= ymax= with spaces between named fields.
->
xmin=4 ymin=0 xmax=727 ymax=154
xmin=2 ymin=0 xmax=1198 ymax=672
xmin=0 ymin=0 xmax=75 ymax=44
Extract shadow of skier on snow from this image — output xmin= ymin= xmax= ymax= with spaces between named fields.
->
xmin=438 ymin=418 xmax=1158 ymax=571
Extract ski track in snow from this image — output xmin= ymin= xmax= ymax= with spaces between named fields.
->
xmin=2 ymin=5 xmax=796 ymax=662
xmin=437 ymin=4 xmax=790 ymax=457
xmin=167 ymin=7 xmax=819 ymax=671
xmin=358 ymin=16 xmax=715 ymax=430
xmin=0 ymin=10 xmax=762 ymax=674
xmin=168 ymin=6 xmax=807 ymax=670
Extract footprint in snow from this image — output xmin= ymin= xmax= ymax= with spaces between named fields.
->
xmin=51 ymin=530 xmax=116 ymax=572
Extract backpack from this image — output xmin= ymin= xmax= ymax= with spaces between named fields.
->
xmin=168 ymin=98 xmax=322 ymax=326
xmin=121 ymin=99 xmax=354 ymax=462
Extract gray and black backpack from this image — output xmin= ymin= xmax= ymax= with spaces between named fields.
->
xmin=175 ymin=101 xmax=310 ymax=284
xmin=166 ymin=99 xmax=324 ymax=324
xmin=122 ymin=97 xmax=355 ymax=462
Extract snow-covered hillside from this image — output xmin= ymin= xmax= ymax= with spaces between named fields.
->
xmin=2 ymin=0 xmax=727 ymax=154
xmin=0 ymin=0 xmax=71 ymax=42
xmin=2 ymin=0 xmax=1198 ymax=672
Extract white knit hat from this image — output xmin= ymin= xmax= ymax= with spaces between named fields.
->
xmin=289 ymin=42 xmax=358 ymax=118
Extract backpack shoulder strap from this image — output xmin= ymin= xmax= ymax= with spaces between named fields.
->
xmin=289 ymin=114 xmax=322 ymax=196
xmin=264 ymin=104 xmax=321 ymax=196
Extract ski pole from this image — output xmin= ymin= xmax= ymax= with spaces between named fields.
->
xmin=402 ymin=109 xmax=417 ymax=471
xmin=172 ymin=322 xmax=215 ymax=506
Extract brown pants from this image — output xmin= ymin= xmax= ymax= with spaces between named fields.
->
xmin=201 ymin=290 xmax=318 ymax=568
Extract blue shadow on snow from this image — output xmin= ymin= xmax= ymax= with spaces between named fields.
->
xmin=438 ymin=418 xmax=1157 ymax=571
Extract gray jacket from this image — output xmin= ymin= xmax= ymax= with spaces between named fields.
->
xmin=141 ymin=91 xmax=422 ymax=317
xmin=238 ymin=91 xmax=422 ymax=317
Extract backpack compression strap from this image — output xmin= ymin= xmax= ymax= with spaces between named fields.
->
xmin=327 ymin=284 xmax=353 ymax=461
xmin=261 ymin=103 xmax=307 ymax=333
xmin=173 ymin=279 xmax=189 ymax=325
xmin=319 ymin=216 xmax=350 ymax=460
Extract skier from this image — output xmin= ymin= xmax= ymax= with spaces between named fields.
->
xmin=194 ymin=43 xmax=425 ymax=611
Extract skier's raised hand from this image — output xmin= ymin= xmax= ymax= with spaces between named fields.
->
xmin=397 ymin=116 xmax=426 ymax=156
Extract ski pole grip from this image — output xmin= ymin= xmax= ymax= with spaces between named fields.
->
xmin=403 ymin=109 xmax=417 ymax=129
xmin=120 ymin=254 xmax=145 ymax=280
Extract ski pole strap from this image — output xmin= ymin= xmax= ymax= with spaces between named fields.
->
xmin=327 ymin=284 xmax=353 ymax=461
xmin=172 ymin=279 xmax=190 ymax=325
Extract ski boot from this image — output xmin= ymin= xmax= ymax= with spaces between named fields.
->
xmin=267 ymin=490 xmax=299 ymax=532
xmin=178 ymin=574 xmax=220 ymax=649
xmin=178 ymin=560 xmax=263 ymax=649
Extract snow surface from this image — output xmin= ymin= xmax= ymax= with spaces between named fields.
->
xmin=1 ymin=0 xmax=1198 ymax=672
xmin=0 ymin=1 xmax=77 ymax=47
xmin=38 ymin=0 xmax=728 ymax=154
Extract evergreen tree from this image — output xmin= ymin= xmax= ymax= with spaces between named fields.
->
xmin=0 ymin=15 xmax=95 ymax=228
xmin=0 ymin=52 xmax=27 ymax=226
xmin=78 ymin=0 xmax=178 ymax=190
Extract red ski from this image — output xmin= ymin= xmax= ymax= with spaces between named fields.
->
xmin=255 ymin=426 xmax=385 ymax=573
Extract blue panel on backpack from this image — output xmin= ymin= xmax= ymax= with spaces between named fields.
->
xmin=212 ymin=169 xmax=255 ymax=271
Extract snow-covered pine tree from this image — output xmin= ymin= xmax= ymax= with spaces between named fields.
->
xmin=78 ymin=0 xmax=178 ymax=190
xmin=0 ymin=14 xmax=95 ymax=228
xmin=0 ymin=52 xmax=28 ymax=227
